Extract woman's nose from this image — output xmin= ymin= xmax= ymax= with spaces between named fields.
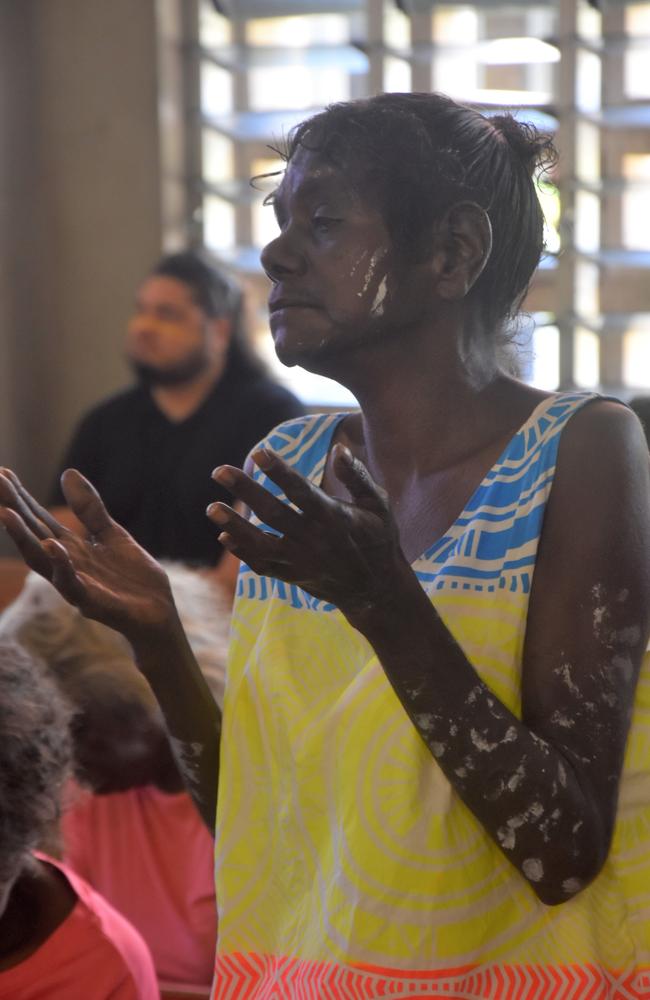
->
xmin=260 ymin=227 xmax=306 ymax=283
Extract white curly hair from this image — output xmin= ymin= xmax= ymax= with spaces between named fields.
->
xmin=0 ymin=563 xmax=231 ymax=709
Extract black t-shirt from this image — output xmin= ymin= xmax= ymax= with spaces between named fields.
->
xmin=49 ymin=375 xmax=304 ymax=566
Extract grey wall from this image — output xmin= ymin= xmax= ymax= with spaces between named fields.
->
xmin=0 ymin=0 xmax=170 ymax=521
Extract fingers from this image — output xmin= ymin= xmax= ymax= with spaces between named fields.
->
xmin=213 ymin=447 xmax=388 ymax=535
xmin=43 ymin=538 xmax=87 ymax=606
xmin=10 ymin=471 xmax=66 ymax=537
xmin=0 ymin=507 xmax=54 ymax=579
xmin=60 ymin=470 xmax=117 ymax=540
xmin=206 ymin=502 xmax=293 ymax=574
xmin=0 ymin=470 xmax=56 ymax=541
xmin=248 ymin=448 xmax=327 ymax=518
xmin=246 ymin=445 xmax=387 ymax=514
xmin=212 ymin=463 xmax=308 ymax=537
xmin=331 ymin=445 xmax=388 ymax=509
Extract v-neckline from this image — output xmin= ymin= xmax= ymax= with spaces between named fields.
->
xmin=309 ymin=392 xmax=581 ymax=569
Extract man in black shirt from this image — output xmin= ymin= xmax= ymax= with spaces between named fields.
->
xmin=49 ymin=252 xmax=303 ymax=567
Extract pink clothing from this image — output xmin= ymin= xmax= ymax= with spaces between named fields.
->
xmin=0 ymin=855 xmax=158 ymax=999
xmin=62 ymin=786 xmax=217 ymax=987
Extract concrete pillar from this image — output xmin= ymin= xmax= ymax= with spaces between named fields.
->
xmin=0 ymin=0 xmax=166 ymax=521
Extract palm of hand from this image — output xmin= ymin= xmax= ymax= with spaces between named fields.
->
xmin=54 ymin=528 xmax=175 ymax=636
xmin=0 ymin=468 xmax=175 ymax=641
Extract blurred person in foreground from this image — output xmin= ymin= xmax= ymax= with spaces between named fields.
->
xmin=0 ymin=564 xmax=230 ymax=991
xmin=49 ymin=251 xmax=303 ymax=570
xmin=0 ymin=639 xmax=158 ymax=999
xmin=3 ymin=92 xmax=650 ymax=998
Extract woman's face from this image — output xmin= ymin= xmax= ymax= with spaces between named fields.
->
xmin=261 ymin=148 xmax=425 ymax=373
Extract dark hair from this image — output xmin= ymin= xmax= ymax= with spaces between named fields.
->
xmin=274 ymin=92 xmax=557 ymax=334
xmin=0 ymin=641 xmax=73 ymax=883
xmin=152 ymin=250 xmax=264 ymax=380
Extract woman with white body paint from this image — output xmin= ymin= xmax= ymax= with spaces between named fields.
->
xmin=2 ymin=93 xmax=650 ymax=998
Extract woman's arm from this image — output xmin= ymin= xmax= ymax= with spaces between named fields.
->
xmin=0 ymin=468 xmax=221 ymax=830
xmin=208 ymin=400 xmax=650 ymax=903
xmin=130 ymin=622 xmax=220 ymax=829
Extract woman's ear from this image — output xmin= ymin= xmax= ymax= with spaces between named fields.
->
xmin=430 ymin=202 xmax=492 ymax=301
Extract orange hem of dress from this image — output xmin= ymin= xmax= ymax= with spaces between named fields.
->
xmin=212 ymin=953 xmax=650 ymax=998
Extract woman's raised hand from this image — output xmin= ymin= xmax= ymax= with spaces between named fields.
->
xmin=209 ymin=444 xmax=413 ymax=622
xmin=0 ymin=468 xmax=176 ymax=641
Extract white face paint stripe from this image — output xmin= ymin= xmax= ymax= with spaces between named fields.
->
xmin=356 ymin=247 xmax=387 ymax=297
xmin=349 ymin=249 xmax=369 ymax=278
xmin=371 ymin=275 xmax=388 ymax=315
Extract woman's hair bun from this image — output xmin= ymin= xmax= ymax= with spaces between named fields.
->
xmin=489 ymin=114 xmax=558 ymax=176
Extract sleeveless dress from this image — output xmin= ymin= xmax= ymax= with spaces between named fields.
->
xmin=212 ymin=392 xmax=650 ymax=999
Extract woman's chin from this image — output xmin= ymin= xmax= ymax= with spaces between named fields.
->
xmin=272 ymin=331 xmax=319 ymax=370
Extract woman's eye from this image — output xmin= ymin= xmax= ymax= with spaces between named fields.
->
xmin=312 ymin=216 xmax=340 ymax=234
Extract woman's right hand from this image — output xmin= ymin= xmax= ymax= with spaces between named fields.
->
xmin=0 ymin=468 xmax=177 ymax=643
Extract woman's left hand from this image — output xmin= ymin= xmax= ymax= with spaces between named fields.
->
xmin=209 ymin=444 xmax=412 ymax=619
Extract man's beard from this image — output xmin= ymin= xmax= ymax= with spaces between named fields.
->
xmin=129 ymin=350 xmax=211 ymax=388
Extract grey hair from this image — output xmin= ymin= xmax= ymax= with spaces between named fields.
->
xmin=0 ymin=640 xmax=73 ymax=883
xmin=0 ymin=563 xmax=231 ymax=708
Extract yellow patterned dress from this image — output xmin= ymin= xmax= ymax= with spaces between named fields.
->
xmin=212 ymin=393 xmax=650 ymax=999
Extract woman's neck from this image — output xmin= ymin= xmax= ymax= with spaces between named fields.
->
xmin=336 ymin=337 xmax=507 ymax=475
xmin=0 ymin=857 xmax=76 ymax=970
xmin=335 ymin=362 xmax=546 ymax=508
